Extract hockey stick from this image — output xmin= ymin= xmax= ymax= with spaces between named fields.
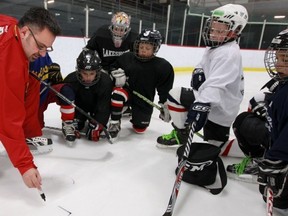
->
xmin=130 ymin=88 xmax=245 ymax=157
xmin=129 ymin=87 xmax=205 ymax=139
xmin=44 ymin=126 xmax=85 ymax=136
xmin=266 ymin=187 xmax=274 ymax=216
xmin=162 ymin=121 xmax=196 ymax=216
xmin=30 ymin=72 xmax=113 ymax=144
xmin=44 ymin=125 xmax=108 ymax=140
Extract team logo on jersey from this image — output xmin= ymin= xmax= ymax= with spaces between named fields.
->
xmin=0 ymin=25 xmax=8 ymax=35
xmin=0 ymin=26 xmax=5 ymax=35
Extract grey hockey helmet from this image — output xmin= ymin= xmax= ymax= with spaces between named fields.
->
xmin=264 ymin=29 xmax=288 ymax=81
xmin=133 ymin=29 xmax=162 ymax=61
xmin=76 ymin=48 xmax=102 ymax=87
xmin=202 ymin=4 xmax=248 ymax=47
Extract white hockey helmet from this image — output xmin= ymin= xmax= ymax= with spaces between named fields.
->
xmin=109 ymin=12 xmax=131 ymax=48
xmin=212 ymin=4 xmax=248 ymax=35
xmin=202 ymin=4 xmax=248 ymax=47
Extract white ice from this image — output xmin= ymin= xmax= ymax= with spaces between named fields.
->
xmin=0 ymin=71 xmax=287 ymax=216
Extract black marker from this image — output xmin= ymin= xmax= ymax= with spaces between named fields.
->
xmin=38 ymin=189 xmax=46 ymax=201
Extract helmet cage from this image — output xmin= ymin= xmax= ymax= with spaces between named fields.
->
xmin=134 ymin=29 xmax=162 ymax=61
xmin=264 ymin=30 xmax=288 ymax=82
xmin=109 ymin=12 xmax=131 ymax=46
xmin=202 ymin=18 xmax=232 ymax=47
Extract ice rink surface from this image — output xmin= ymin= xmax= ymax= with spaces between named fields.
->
xmin=1 ymin=71 xmax=287 ymax=216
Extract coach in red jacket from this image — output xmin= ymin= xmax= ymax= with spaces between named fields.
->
xmin=0 ymin=7 xmax=61 ymax=190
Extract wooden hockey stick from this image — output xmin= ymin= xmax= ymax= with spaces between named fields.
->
xmin=30 ymin=72 xmax=113 ymax=144
xmin=162 ymin=121 xmax=196 ymax=216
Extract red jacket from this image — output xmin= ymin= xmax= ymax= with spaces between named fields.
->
xmin=0 ymin=14 xmax=41 ymax=175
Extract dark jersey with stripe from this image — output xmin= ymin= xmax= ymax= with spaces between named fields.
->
xmin=112 ymin=52 xmax=174 ymax=114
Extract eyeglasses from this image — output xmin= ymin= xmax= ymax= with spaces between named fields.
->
xmin=28 ymin=27 xmax=53 ymax=52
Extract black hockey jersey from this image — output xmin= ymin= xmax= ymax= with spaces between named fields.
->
xmin=266 ymin=82 xmax=288 ymax=162
xmin=112 ymin=52 xmax=174 ymax=114
xmin=86 ymin=25 xmax=138 ymax=71
xmin=63 ymin=71 xmax=113 ymax=126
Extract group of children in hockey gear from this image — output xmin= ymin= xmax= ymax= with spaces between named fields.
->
xmin=1 ymin=3 xmax=288 ymax=214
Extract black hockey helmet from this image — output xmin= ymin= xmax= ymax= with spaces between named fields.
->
xmin=76 ymin=48 xmax=102 ymax=87
xmin=264 ymin=29 xmax=288 ymax=82
xmin=133 ymin=29 xmax=162 ymax=61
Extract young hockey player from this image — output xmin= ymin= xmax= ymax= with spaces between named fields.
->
xmin=0 ymin=7 xmax=61 ymax=190
xmin=157 ymin=4 xmax=248 ymax=149
xmin=86 ymin=11 xmax=137 ymax=72
xmin=57 ymin=48 xmax=113 ymax=144
xmin=156 ymin=3 xmax=248 ymax=196
xmin=228 ymin=29 xmax=288 ymax=210
xmin=226 ymin=80 xmax=275 ymax=183
xmin=86 ymin=11 xmax=137 ymax=116
xmin=29 ymin=53 xmax=63 ymax=154
xmin=107 ymin=29 xmax=174 ymax=141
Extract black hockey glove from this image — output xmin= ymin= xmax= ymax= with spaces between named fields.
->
xmin=86 ymin=121 xmax=103 ymax=142
xmin=258 ymin=159 xmax=288 ymax=197
xmin=191 ymin=68 xmax=205 ymax=91
xmin=249 ymin=97 xmax=267 ymax=119
xmin=159 ymin=102 xmax=171 ymax=123
xmin=185 ymin=102 xmax=211 ymax=132
xmin=48 ymin=63 xmax=63 ymax=85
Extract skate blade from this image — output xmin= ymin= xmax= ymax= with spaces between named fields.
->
xmin=227 ymin=172 xmax=258 ymax=184
xmin=156 ymin=143 xmax=182 ymax=149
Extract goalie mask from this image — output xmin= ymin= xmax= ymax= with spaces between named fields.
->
xmin=202 ymin=4 xmax=248 ymax=47
xmin=109 ymin=12 xmax=131 ymax=48
xmin=134 ymin=29 xmax=162 ymax=61
xmin=264 ymin=29 xmax=288 ymax=82
xmin=76 ymin=49 xmax=102 ymax=87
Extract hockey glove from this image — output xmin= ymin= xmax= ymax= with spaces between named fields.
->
xmin=48 ymin=63 xmax=63 ymax=85
xmin=159 ymin=102 xmax=171 ymax=123
xmin=86 ymin=121 xmax=103 ymax=142
xmin=185 ymin=102 xmax=211 ymax=132
xmin=111 ymin=68 xmax=126 ymax=87
xmin=248 ymin=93 xmax=268 ymax=119
xmin=191 ymin=68 xmax=205 ymax=91
xmin=258 ymin=159 xmax=288 ymax=197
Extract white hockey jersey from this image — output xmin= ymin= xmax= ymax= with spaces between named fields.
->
xmin=195 ymin=41 xmax=244 ymax=127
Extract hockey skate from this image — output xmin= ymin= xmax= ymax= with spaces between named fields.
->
xmin=226 ymin=156 xmax=260 ymax=184
xmin=26 ymin=136 xmax=53 ymax=155
xmin=156 ymin=124 xmax=188 ymax=148
xmin=108 ymin=120 xmax=121 ymax=141
xmin=62 ymin=120 xmax=77 ymax=146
